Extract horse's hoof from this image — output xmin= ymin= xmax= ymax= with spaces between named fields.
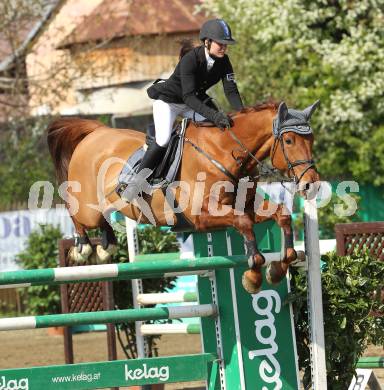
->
xmin=266 ymin=261 xmax=287 ymax=285
xmin=242 ymin=271 xmax=261 ymax=294
xmin=68 ymin=243 xmax=92 ymax=263
xmin=96 ymin=244 xmax=117 ymax=264
xmin=266 ymin=263 xmax=280 ymax=285
xmin=286 ymin=248 xmax=298 ymax=263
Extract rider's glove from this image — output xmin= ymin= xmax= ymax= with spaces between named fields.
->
xmin=213 ymin=112 xmax=234 ymax=129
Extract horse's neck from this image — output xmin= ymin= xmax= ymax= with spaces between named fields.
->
xmin=235 ymin=110 xmax=275 ymax=161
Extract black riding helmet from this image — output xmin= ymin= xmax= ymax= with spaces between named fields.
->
xmin=199 ymin=19 xmax=236 ymax=45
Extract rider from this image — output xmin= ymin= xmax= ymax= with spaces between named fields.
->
xmin=123 ymin=19 xmax=244 ymax=200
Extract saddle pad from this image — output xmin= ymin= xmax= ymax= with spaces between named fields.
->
xmin=164 ymin=119 xmax=188 ymax=184
xmin=117 ymin=119 xmax=188 ymax=188
xmin=116 ymin=120 xmax=193 ymax=231
xmin=117 ymin=147 xmax=145 ymax=185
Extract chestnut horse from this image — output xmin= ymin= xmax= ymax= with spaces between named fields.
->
xmin=47 ymin=101 xmax=320 ymax=293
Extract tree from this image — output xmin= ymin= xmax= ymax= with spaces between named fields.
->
xmin=0 ymin=117 xmax=55 ymax=208
xmin=0 ymin=0 xmax=55 ymax=120
xmin=17 ymin=224 xmax=63 ymax=315
xmin=200 ymin=0 xmax=384 ymax=184
xmin=0 ymin=0 xmax=128 ymax=208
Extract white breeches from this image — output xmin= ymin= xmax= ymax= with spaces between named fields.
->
xmin=152 ymin=99 xmax=206 ymax=147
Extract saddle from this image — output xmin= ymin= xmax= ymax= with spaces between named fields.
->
xmin=116 ymin=118 xmax=219 ymax=230
xmin=117 ymin=118 xmax=189 ymax=191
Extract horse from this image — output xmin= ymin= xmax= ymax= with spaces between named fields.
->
xmin=47 ymin=101 xmax=320 ymax=294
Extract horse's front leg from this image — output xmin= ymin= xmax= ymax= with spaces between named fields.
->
xmin=254 ymin=201 xmax=298 ymax=284
xmin=197 ymin=209 xmax=265 ymax=294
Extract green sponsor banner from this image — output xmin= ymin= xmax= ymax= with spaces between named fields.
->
xmin=196 ymin=222 xmax=299 ymax=390
xmin=0 ymin=354 xmax=216 ymax=390
xmin=233 ymin=266 xmax=299 ymax=389
xmin=228 ymin=224 xmax=299 ymax=390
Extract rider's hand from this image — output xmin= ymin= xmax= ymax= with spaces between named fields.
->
xmin=213 ymin=112 xmax=233 ymax=129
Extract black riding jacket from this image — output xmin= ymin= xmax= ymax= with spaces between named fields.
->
xmin=147 ymin=45 xmax=243 ymax=122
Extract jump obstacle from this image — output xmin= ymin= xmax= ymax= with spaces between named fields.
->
xmin=58 ymin=237 xmax=117 ymax=365
xmin=0 ymin=198 xmax=328 ymax=390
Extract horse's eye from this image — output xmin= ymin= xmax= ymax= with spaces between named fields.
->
xmin=285 ymin=138 xmax=293 ymax=145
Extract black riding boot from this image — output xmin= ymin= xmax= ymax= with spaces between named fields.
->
xmin=138 ymin=141 xmax=166 ymax=173
xmin=121 ymin=142 xmax=166 ymax=201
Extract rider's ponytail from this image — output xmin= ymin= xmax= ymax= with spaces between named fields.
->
xmin=178 ymin=39 xmax=195 ymax=60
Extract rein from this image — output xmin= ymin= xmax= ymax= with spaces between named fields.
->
xmin=184 ymin=136 xmax=238 ymax=182
xmin=184 ymin=120 xmax=317 ymax=190
xmin=226 ymin=127 xmax=279 ymax=179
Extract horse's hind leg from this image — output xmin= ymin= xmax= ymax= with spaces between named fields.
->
xmin=96 ymin=221 xmax=118 ymax=264
xmin=68 ymin=216 xmax=93 ymax=263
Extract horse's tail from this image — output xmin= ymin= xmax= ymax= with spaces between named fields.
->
xmin=47 ymin=118 xmax=103 ymax=184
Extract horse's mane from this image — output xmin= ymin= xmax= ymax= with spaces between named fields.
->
xmin=240 ymin=101 xmax=279 ymax=114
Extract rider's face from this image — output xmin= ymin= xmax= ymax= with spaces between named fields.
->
xmin=207 ymin=40 xmax=227 ymax=57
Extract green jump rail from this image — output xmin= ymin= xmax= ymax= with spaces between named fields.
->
xmin=0 ymin=304 xmax=216 ymax=331
xmin=0 ymin=255 xmax=248 ymax=288
xmin=356 ymin=356 xmax=384 ymax=368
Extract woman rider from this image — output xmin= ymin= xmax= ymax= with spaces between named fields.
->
xmin=123 ymin=19 xmax=244 ymax=200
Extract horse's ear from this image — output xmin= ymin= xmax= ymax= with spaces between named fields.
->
xmin=303 ymin=100 xmax=320 ymax=121
xmin=277 ymin=102 xmax=288 ymax=123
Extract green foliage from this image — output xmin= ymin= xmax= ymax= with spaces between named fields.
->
xmin=112 ymin=226 xmax=179 ymax=359
xmin=96 ymin=114 xmax=111 ymax=126
xmin=316 ymin=195 xmax=361 ymax=239
xmin=0 ymin=117 xmax=55 ymax=208
xmin=0 ymin=114 xmax=112 ymax=209
xmin=0 ymin=301 xmax=18 ymax=316
xmin=290 ymin=250 xmax=384 ymax=389
xmin=200 ymin=0 xmax=384 ymax=184
xmin=16 ymin=224 xmax=63 ymax=315
xmin=294 ymin=192 xmax=361 ymax=239
xmin=112 ymin=226 xmax=178 ymax=311
xmin=137 ymin=226 xmax=180 ymax=254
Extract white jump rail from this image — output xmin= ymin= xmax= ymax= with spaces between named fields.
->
xmin=137 ymin=291 xmax=198 ymax=305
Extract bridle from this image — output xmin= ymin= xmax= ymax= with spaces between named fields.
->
xmin=270 ymin=124 xmax=317 ymax=185
xmin=224 ymin=120 xmax=317 ymax=186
